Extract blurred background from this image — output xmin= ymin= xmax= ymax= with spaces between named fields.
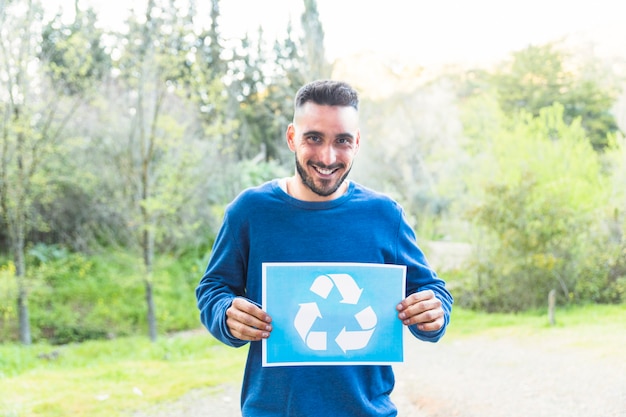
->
xmin=2 ymin=2 xmax=625 ymax=416
xmin=1 ymin=0 xmax=625 ymax=347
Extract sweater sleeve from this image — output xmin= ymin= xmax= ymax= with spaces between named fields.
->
xmin=396 ymin=208 xmax=454 ymax=343
xmin=195 ymin=210 xmax=249 ymax=348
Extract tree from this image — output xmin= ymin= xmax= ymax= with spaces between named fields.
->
xmin=225 ymin=0 xmax=331 ymax=165
xmin=229 ymin=30 xmax=294 ymax=163
xmin=112 ymin=0 xmax=233 ymax=341
xmin=0 ymin=0 xmax=106 ymax=344
xmin=465 ymin=104 xmax=609 ymax=311
xmin=299 ymin=0 xmax=331 ymax=81
xmin=494 ymin=43 xmax=620 ymax=151
xmin=350 ymin=76 xmax=466 ymax=240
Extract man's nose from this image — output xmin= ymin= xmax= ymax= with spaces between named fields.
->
xmin=318 ymin=144 xmax=337 ymax=166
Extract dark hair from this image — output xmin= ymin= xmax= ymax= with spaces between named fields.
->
xmin=294 ymin=80 xmax=359 ymax=110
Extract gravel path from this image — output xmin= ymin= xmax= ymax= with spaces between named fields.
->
xmin=396 ymin=333 xmax=625 ymax=417
xmin=132 ymin=329 xmax=626 ymax=417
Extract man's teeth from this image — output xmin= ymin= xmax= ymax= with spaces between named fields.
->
xmin=316 ymin=167 xmax=335 ymax=175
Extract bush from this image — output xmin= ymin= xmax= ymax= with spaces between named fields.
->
xmin=462 ymin=104 xmax=616 ymax=311
xmin=0 ymin=247 xmax=204 ymax=344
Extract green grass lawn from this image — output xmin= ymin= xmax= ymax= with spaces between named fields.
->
xmin=0 ymin=332 xmax=247 ymax=417
xmin=1 ymin=303 xmax=624 ymax=416
xmin=447 ymin=303 xmax=626 ymax=358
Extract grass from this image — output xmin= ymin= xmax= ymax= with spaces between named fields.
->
xmin=1 ymin=303 xmax=624 ymax=416
xmin=0 ymin=332 xmax=248 ymax=417
xmin=445 ymin=303 xmax=626 ymax=358
xmin=448 ymin=302 xmax=626 ymax=335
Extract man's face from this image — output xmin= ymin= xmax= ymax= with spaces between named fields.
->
xmin=286 ymin=102 xmax=360 ymax=201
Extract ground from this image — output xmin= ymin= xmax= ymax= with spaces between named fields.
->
xmin=132 ymin=328 xmax=626 ymax=417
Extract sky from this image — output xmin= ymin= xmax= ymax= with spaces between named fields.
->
xmin=45 ymin=0 xmax=626 ymax=67
xmin=219 ymin=0 xmax=625 ymax=65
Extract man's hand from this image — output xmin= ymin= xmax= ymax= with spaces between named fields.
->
xmin=226 ymin=297 xmax=272 ymax=341
xmin=396 ymin=290 xmax=444 ymax=332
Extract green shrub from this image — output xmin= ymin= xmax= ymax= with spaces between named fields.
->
xmin=0 ymin=247 xmax=205 ymax=344
xmin=462 ymin=104 xmax=617 ymax=311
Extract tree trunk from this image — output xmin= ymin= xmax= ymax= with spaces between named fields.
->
xmin=14 ymin=231 xmax=31 ymax=345
xmin=144 ymin=277 xmax=157 ymax=342
xmin=17 ymin=285 xmax=31 ymax=345
xmin=143 ymin=221 xmax=157 ymax=342
xmin=13 ymin=110 xmax=31 ymax=345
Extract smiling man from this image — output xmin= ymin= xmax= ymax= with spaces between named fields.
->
xmin=196 ymin=80 xmax=453 ymax=417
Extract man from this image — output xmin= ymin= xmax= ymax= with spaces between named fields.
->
xmin=196 ymin=80 xmax=453 ymax=416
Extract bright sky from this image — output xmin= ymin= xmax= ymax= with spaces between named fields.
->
xmin=46 ymin=0 xmax=625 ymax=66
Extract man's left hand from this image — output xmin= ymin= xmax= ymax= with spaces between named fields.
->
xmin=396 ymin=290 xmax=444 ymax=332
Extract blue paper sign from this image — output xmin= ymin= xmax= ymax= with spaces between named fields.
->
xmin=262 ymin=262 xmax=406 ymax=367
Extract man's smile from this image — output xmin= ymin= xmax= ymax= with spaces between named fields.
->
xmin=311 ymin=163 xmax=342 ymax=177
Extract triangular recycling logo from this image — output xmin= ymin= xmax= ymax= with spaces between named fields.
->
xmin=262 ymin=262 xmax=406 ymax=367
xmin=294 ymin=273 xmax=377 ymax=352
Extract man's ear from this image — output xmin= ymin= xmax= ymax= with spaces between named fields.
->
xmin=286 ymin=123 xmax=296 ymax=151
xmin=355 ymin=129 xmax=361 ymax=154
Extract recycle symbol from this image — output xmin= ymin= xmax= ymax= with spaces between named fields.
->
xmin=293 ymin=273 xmax=377 ymax=353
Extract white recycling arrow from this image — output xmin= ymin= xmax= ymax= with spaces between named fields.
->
xmin=326 ymin=274 xmax=363 ymax=304
xmin=294 ymin=302 xmax=322 ymax=341
xmin=306 ymin=331 xmax=327 ymax=350
xmin=335 ymin=328 xmax=375 ymax=353
xmin=354 ymin=306 xmax=377 ymax=330
xmin=310 ymin=275 xmax=333 ymax=299
xmin=334 ymin=305 xmax=378 ymax=352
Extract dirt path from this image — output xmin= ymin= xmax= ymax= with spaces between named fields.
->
xmin=396 ymin=333 xmax=626 ymax=417
xmin=132 ymin=329 xmax=626 ymax=417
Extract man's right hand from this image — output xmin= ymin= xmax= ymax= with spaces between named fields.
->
xmin=226 ymin=297 xmax=273 ymax=341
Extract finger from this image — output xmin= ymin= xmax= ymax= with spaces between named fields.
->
xmin=397 ymin=292 xmax=440 ymax=317
xmin=396 ymin=290 xmax=435 ymax=311
xmin=226 ymin=310 xmax=272 ymax=341
xmin=398 ymin=298 xmax=442 ymax=325
xmin=401 ymin=309 xmax=444 ymax=330
xmin=227 ymin=298 xmax=273 ymax=341
xmin=226 ymin=316 xmax=270 ymax=341
xmin=232 ymin=297 xmax=272 ymax=324
xmin=415 ymin=315 xmax=445 ymax=332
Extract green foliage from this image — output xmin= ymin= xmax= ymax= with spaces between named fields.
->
xmin=463 ymin=104 xmax=615 ymax=311
xmin=0 ymin=261 xmax=18 ymax=341
xmin=41 ymin=7 xmax=110 ymax=95
xmin=563 ymin=79 xmax=620 ymax=150
xmin=0 ymin=249 xmax=202 ymax=344
xmin=495 ymin=43 xmax=569 ymax=115
xmin=27 ymin=250 xmax=140 ymax=344
xmin=228 ymin=31 xmax=304 ymax=163
xmin=493 ymin=43 xmax=620 ymax=150
xmin=2 ymin=0 xmax=624 ymax=345
xmin=237 ymin=159 xmax=291 ymax=191
xmin=572 ymin=138 xmax=626 ymax=306
xmin=575 ymin=241 xmax=626 ymax=303
xmin=299 ymin=0 xmax=332 ymax=81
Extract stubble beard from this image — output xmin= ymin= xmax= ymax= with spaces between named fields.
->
xmin=295 ymin=156 xmax=352 ymax=197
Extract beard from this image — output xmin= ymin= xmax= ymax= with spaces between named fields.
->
xmin=295 ymin=156 xmax=352 ymax=197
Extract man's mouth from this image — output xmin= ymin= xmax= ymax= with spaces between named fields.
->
xmin=313 ymin=166 xmax=338 ymax=176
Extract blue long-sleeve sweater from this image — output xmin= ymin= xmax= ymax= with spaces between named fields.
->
xmin=196 ymin=179 xmax=453 ymax=417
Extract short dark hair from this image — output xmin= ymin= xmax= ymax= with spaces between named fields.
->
xmin=294 ymin=80 xmax=359 ymax=110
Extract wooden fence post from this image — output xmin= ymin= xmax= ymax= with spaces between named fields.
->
xmin=548 ymin=289 xmax=556 ymax=326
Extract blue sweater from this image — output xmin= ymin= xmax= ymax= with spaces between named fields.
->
xmin=196 ymin=180 xmax=453 ymax=416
